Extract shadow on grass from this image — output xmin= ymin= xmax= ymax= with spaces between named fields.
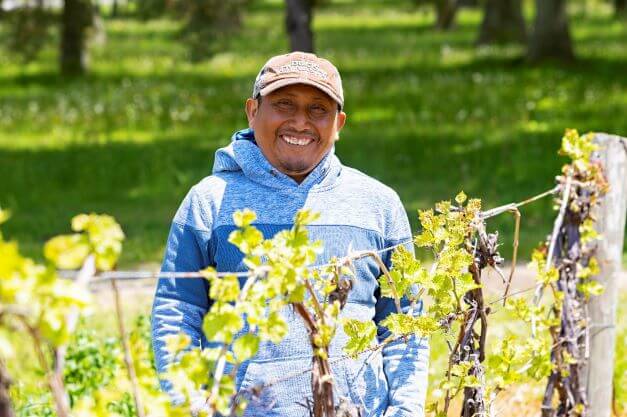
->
xmin=2 ymin=48 xmax=625 ymax=101
xmin=0 ymin=123 xmax=564 ymax=265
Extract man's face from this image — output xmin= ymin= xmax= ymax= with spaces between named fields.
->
xmin=245 ymin=84 xmax=347 ymax=183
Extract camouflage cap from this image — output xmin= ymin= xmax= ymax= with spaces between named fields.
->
xmin=252 ymin=52 xmax=344 ymax=109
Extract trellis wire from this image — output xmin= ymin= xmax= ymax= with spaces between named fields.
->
xmin=479 ymin=185 xmax=559 ymax=221
xmin=58 ymin=186 xmax=560 ymax=285
xmin=58 ymin=239 xmax=411 ymax=284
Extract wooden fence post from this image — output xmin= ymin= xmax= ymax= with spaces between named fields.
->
xmin=587 ymin=133 xmax=627 ymax=417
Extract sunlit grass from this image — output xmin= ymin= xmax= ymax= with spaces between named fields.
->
xmin=0 ymin=0 xmax=626 ymax=267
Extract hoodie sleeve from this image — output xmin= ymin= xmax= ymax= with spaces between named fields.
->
xmin=373 ymin=196 xmax=430 ymax=417
xmin=151 ymin=186 xmax=213 ymax=398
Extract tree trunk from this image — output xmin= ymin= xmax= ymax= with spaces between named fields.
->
xmin=0 ymin=363 xmax=14 ymax=417
xmin=435 ymin=0 xmax=459 ymax=30
xmin=477 ymin=0 xmax=526 ymax=45
xmin=111 ymin=0 xmax=118 ymax=17
xmin=60 ymin=0 xmax=93 ymax=76
xmin=458 ymin=0 xmax=478 ymax=7
xmin=528 ymin=0 xmax=574 ymax=62
xmin=285 ymin=0 xmax=314 ymax=52
xmin=616 ymin=0 xmax=626 ymax=17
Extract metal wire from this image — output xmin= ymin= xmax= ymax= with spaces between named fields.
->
xmin=58 ymin=185 xmax=559 ymax=285
xmin=63 ymin=238 xmax=413 ymax=284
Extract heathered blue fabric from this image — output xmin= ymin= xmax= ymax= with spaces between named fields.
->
xmin=151 ymin=128 xmax=429 ymax=417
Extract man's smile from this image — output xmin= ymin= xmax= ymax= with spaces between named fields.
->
xmin=279 ymin=134 xmax=316 ymax=147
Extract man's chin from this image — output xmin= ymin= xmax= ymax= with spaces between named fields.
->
xmin=279 ymin=161 xmax=314 ymax=179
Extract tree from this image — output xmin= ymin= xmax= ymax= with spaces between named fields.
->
xmin=435 ymin=0 xmax=459 ymax=29
xmin=411 ymin=0 xmax=460 ymax=30
xmin=179 ymin=0 xmax=249 ymax=61
xmin=2 ymin=1 xmax=53 ymax=64
xmin=616 ymin=0 xmax=626 ymax=17
xmin=477 ymin=0 xmax=526 ymax=45
xmin=134 ymin=0 xmax=168 ymax=20
xmin=528 ymin=0 xmax=574 ymax=62
xmin=60 ymin=0 xmax=93 ymax=75
xmin=286 ymin=0 xmax=314 ymax=52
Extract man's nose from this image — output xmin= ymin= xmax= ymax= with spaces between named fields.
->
xmin=291 ymin=108 xmax=310 ymax=130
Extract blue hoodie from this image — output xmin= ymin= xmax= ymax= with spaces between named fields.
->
xmin=151 ymin=129 xmax=429 ymax=417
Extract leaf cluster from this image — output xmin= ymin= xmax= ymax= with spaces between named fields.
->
xmin=0 ymin=209 xmax=97 ymax=347
xmin=164 ymin=208 xmax=340 ymax=415
xmin=2 ymin=209 xmax=183 ymax=416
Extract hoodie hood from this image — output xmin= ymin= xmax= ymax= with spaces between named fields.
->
xmin=212 ymin=128 xmax=342 ymax=192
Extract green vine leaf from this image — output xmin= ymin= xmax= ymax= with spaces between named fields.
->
xmin=208 ymin=274 xmax=240 ymax=303
xmin=202 ymin=304 xmax=243 ymax=344
xmin=380 ymin=313 xmax=439 ymax=337
xmin=342 ymin=319 xmax=377 ymax=357
xmin=44 ymin=234 xmax=91 ymax=270
xmin=233 ymin=209 xmax=257 ymax=228
xmin=233 ymin=334 xmax=260 ymax=363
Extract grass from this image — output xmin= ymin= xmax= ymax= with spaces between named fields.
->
xmin=0 ymin=1 xmax=626 ymax=268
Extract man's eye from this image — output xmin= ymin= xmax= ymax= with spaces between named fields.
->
xmin=310 ymin=105 xmax=328 ymax=115
xmin=275 ymin=100 xmax=293 ymax=109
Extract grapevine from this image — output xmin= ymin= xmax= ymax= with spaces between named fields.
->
xmin=532 ymin=129 xmax=608 ymax=417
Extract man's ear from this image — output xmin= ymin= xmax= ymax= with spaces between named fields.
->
xmin=334 ymin=111 xmax=347 ymax=141
xmin=245 ymin=98 xmax=258 ymax=128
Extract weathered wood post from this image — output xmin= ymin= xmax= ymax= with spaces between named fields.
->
xmin=587 ymin=133 xmax=627 ymax=417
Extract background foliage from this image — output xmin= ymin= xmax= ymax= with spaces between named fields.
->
xmin=0 ymin=0 xmax=625 ymax=266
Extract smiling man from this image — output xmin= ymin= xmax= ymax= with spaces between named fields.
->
xmin=246 ymin=82 xmax=345 ymax=183
xmin=152 ymin=52 xmax=429 ymax=417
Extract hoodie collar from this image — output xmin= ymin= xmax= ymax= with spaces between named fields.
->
xmin=212 ymin=128 xmax=342 ymax=192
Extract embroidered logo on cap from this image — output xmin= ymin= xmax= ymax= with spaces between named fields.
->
xmin=278 ymin=60 xmax=329 ymax=80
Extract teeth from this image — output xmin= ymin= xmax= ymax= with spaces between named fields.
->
xmin=281 ymin=135 xmax=313 ymax=146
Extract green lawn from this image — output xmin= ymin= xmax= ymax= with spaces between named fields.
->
xmin=0 ymin=1 xmax=626 ymax=266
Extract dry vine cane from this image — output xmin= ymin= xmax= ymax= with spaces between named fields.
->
xmin=442 ymin=214 xmax=504 ymax=417
xmin=293 ymin=265 xmax=354 ymax=417
xmin=534 ymin=130 xmax=608 ymax=417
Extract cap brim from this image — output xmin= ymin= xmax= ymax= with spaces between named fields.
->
xmin=259 ymin=77 xmax=343 ymax=109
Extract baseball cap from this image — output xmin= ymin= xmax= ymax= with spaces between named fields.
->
xmin=252 ymin=52 xmax=344 ymax=110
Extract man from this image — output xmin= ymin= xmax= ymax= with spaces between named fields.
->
xmin=152 ymin=52 xmax=429 ymax=417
